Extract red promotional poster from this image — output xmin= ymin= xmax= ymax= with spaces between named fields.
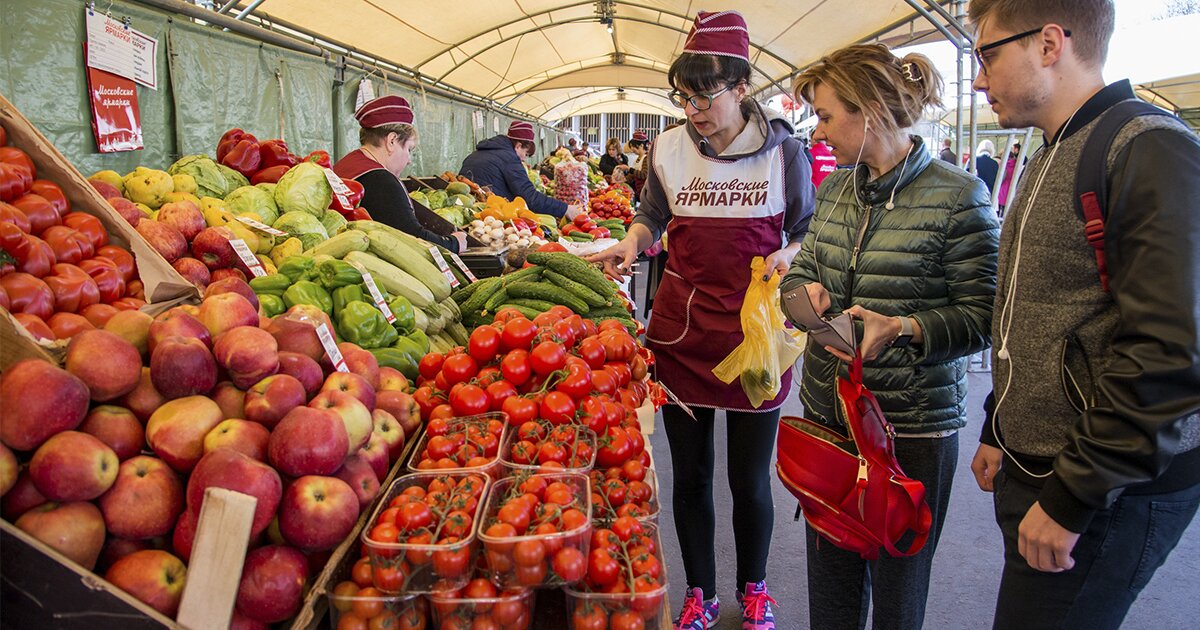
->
xmin=84 ymin=44 xmax=143 ymax=153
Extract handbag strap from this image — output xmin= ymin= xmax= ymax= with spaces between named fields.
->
xmin=849 ymin=352 xmax=864 ymax=384
xmin=880 ymin=475 xmax=933 ymax=557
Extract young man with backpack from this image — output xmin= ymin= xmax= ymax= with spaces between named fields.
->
xmin=969 ymin=1 xmax=1200 ymax=628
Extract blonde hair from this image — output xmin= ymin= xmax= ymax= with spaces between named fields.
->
xmin=606 ymin=137 xmax=621 ymax=152
xmin=361 ymin=123 xmax=417 ymax=147
xmin=969 ymin=0 xmax=1114 ymax=67
xmin=793 ymin=44 xmax=943 ymax=137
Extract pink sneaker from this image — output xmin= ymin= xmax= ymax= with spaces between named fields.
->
xmin=674 ymin=587 xmax=720 ymax=630
xmin=738 ymin=581 xmax=777 ymax=630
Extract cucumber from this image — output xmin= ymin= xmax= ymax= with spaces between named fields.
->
xmin=451 ymin=280 xmax=483 ymax=305
xmin=543 ymin=269 xmax=610 ymax=308
xmin=505 ymin=281 xmax=589 ymax=314
xmin=598 ymin=219 xmax=626 ymax=229
xmin=497 ymin=303 xmax=542 ymax=319
xmin=460 ymin=277 xmax=503 ymax=314
xmin=525 ymin=251 xmax=616 ymax=299
xmin=483 ymin=288 xmax=509 ymax=314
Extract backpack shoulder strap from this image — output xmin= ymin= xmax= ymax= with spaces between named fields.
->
xmin=1075 ymin=100 xmax=1173 ymax=292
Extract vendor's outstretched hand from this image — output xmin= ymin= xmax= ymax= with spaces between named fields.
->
xmin=587 ymin=238 xmax=638 ymax=279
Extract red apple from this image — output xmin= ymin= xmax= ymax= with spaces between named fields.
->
xmin=172 ymin=257 xmax=211 ymax=289
xmin=267 ymin=407 xmax=348 ymax=477
xmin=371 ymin=409 xmax=406 ymax=462
xmin=120 ymin=368 xmax=167 ymax=423
xmin=235 ymin=545 xmax=309 ymax=623
xmin=309 ymin=389 xmax=373 ymax=455
xmin=107 ymin=196 xmax=141 ymax=226
xmin=65 ymin=329 xmax=143 ymax=402
xmin=334 ymin=453 xmax=381 ymax=508
xmin=171 ymin=508 xmax=199 ymax=562
xmin=187 ymin=449 xmax=282 ymax=538
xmin=0 ymin=359 xmax=90 ymax=451
xmin=136 ymin=219 xmax=187 ymax=263
xmin=79 ymin=405 xmax=145 ymax=461
xmin=157 ymin=201 xmax=205 ymax=241
xmin=211 ymin=267 xmax=247 ymax=284
xmin=204 ymin=276 xmax=259 ymax=312
xmin=214 ymin=326 xmax=279 ymax=389
xmin=150 ymin=335 xmax=218 ymax=399
xmin=337 ymin=342 xmax=379 ymax=389
xmin=358 ymin=432 xmax=390 ymax=482
xmin=377 ymin=366 xmax=410 ymax=392
xmin=277 ymin=351 xmax=323 ymax=399
xmin=148 ymin=308 xmax=212 ymax=353
xmin=204 ymin=419 xmax=270 ymax=462
xmin=277 ymin=475 xmax=359 ymax=551
xmin=244 ymin=374 xmax=306 ymax=428
xmin=98 ymin=537 xmax=155 ymax=573
xmin=211 ymin=380 xmax=247 ymax=419
xmin=267 ymin=305 xmax=333 ymax=362
xmin=2 ymin=469 xmax=47 ymax=520
xmin=319 ymin=371 xmax=376 ymax=412
xmin=30 ymin=431 xmax=119 ymax=502
xmin=146 ymin=396 xmax=224 ymax=473
xmin=16 ymin=501 xmax=107 ymax=569
xmin=98 ymin=455 xmax=184 ymax=540
xmin=0 ymin=443 xmax=16 ymax=496
xmin=191 ymin=226 xmax=238 ymax=270
xmin=199 ymin=292 xmax=259 ymax=338
xmin=376 ymin=390 xmax=420 ymax=437
xmin=230 ymin=609 xmax=270 ymax=630
xmin=104 ymin=309 xmax=154 ymax=358
xmin=105 ymin=550 xmax=188 ymax=616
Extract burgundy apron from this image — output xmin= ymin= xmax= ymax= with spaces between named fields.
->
xmin=332 ymin=148 xmax=386 ymax=182
xmin=644 ymin=127 xmax=792 ymax=412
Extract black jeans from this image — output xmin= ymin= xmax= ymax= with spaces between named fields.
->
xmin=806 ymin=433 xmax=959 ymax=630
xmin=991 ymin=468 xmax=1200 ymax=630
xmin=662 ymin=404 xmax=780 ymax=599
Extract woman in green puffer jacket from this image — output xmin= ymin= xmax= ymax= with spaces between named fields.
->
xmin=780 ymin=44 xmax=1000 ymax=630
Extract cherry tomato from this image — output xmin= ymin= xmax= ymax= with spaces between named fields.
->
xmin=395 ymin=501 xmax=434 ymax=533
xmin=611 ymin=608 xmax=647 ymax=630
xmin=497 ymin=501 xmax=531 ymax=534
xmin=351 ymin=557 xmax=373 ymax=587
xmin=514 ymin=562 xmax=547 ymax=587
xmin=551 ymin=546 xmax=586 ymax=583
xmin=432 ymin=539 xmax=471 ymax=578
xmin=627 ymin=480 xmax=653 ymax=504
xmin=587 ymin=548 xmax=620 ymax=587
xmin=537 ymin=441 xmax=568 ymax=465
xmin=611 ymin=516 xmax=644 ymax=542
xmin=509 ymin=439 xmax=537 ymax=465
xmin=468 ymin=325 xmax=502 ymax=363
xmin=512 ymin=539 xmax=546 ymax=568
xmin=572 ymin=605 xmax=608 ymax=630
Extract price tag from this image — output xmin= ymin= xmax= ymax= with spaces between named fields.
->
xmin=428 ymin=246 xmax=460 ymax=288
xmin=236 ymin=215 xmax=288 ymax=237
xmin=448 ymin=252 xmax=478 ymax=282
xmin=316 ymin=323 xmax=349 ymax=372
xmin=323 ymin=168 xmax=353 ymax=210
xmin=350 ymin=261 xmax=396 ymax=323
xmin=229 ymin=239 xmax=266 ymax=277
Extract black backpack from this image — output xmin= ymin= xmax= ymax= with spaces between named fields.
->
xmin=1075 ymin=99 xmax=1178 ymax=292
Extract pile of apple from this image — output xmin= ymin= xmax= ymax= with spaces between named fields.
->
xmin=0 ymin=280 xmax=423 ymax=625
xmin=1 ymin=130 xmax=146 ymax=343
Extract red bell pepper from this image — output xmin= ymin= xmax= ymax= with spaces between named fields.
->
xmin=216 ymin=128 xmax=251 ymax=162
xmin=342 ymin=178 xmax=364 ymax=207
xmin=346 ymin=207 xmax=372 ymax=221
xmin=220 ymin=138 xmax=263 ymax=178
xmin=304 ymin=150 xmax=332 ymax=169
xmin=258 ymin=140 xmax=298 ymax=169
xmin=79 ymin=257 xmax=126 ymax=304
xmin=251 ymin=165 xmax=291 ymax=185
xmin=45 ymin=263 xmax=100 ymax=313
xmin=41 ymin=226 xmax=95 ymax=265
xmin=0 ymin=272 xmax=55 ymax=320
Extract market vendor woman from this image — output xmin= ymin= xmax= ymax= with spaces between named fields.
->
xmin=333 ymin=95 xmax=467 ymax=252
xmin=589 ymin=10 xmax=814 ymax=630
xmin=459 ymin=121 xmax=582 ymax=219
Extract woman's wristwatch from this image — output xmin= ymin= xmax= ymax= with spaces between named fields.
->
xmin=889 ymin=316 xmax=914 ymax=348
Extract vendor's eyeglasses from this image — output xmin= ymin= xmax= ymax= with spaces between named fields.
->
xmin=974 ymin=26 xmax=1070 ymax=74
xmin=669 ymin=84 xmax=735 ymax=111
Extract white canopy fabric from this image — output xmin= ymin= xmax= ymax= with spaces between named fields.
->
xmin=249 ymin=0 xmax=940 ymax=121
xmin=1137 ymin=72 xmax=1200 ymax=112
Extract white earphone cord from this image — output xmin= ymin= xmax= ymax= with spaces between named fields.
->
xmin=991 ymin=107 xmax=1081 ymax=479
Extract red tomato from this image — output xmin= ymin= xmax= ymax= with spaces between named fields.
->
xmin=509 ymin=439 xmax=537 ymax=465
xmin=539 ymin=392 xmax=577 ymax=425
xmin=501 ymin=396 xmax=538 ymax=426
xmin=604 ymin=363 xmax=632 ymax=388
xmin=556 ymin=367 xmax=594 ymax=400
xmin=572 ymin=605 xmax=607 ymax=630
xmin=596 ymin=426 xmax=632 ymax=468
xmin=61 ymin=212 xmax=107 ymax=250
xmin=529 ymin=340 xmax=567 ymax=376
xmin=12 ymin=193 xmax=59 ymax=235
xmin=462 ymin=577 xmax=499 ymax=600
xmin=551 ymin=546 xmax=586 ymax=583
xmin=577 ymin=337 xmax=607 ymax=370
xmin=441 ymin=510 xmax=474 ymax=539
xmin=611 ymin=609 xmax=647 ymax=630
xmin=611 ymin=516 xmax=644 ymax=542
xmin=418 ymin=353 xmax=444 ymax=380
xmin=590 ymin=370 xmax=618 ymax=396
xmin=622 ymin=459 xmax=647 ymax=482
xmin=95 ymin=245 xmax=135 ymax=283
xmin=532 ymin=311 xmax=561 ymax=328
xmin=624 ymin=427 xmax=645 ymax=458
xmin=514 ymin=562 xmax=547 ymax=587
xmin=497 ymin=501 xmax=531 ymax=534
xmin=395 ymin=501 xmax=434 ymax=532
xmin=46 ymin=312 xmax=93 ymax=339
xmin=537 ymin=441 xmax=568 ymax=465
xmin=501 ymin=318 xmax=538 ymax=351
xmin=485 ymin=380 xmax=517 ymax=411
xmin=78 ymin=258 xmax=125 ymax=304
xmin=512 ymin=539 xmax=546 ymax=568
xmin=537 ymin=242 xmax=568 ymax=253
xmin=450 ymin=384 xmax=490 ymax=416
xmin=587 ymin=548 xmax=620 ymax=587
xmin=0 ymin=147 xmax=35 ymax=178
xmin=468 ymin=325 xmax=502 ymax=363
xmin=500 ymin=349 xmax=531 ymax=386
xmin=432 ymin=539 xmax=471 ymax=578
xmin=29 ymin=181 xmax=67 ymax=216
xmin=441 ymin=354 xmax=479 ymax=385
xmin=41 ymin=226 xmax=93 ymax=265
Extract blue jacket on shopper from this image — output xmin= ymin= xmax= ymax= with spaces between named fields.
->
xmin=459 ymin=135 xmax=567 ymax=217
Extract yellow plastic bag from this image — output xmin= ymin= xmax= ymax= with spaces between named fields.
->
xmin=713 ymin=257 xmax=806 ymax=408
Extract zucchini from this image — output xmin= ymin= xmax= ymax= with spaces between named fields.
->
xmin=427 ymin=334 xmax=451 ymax=354
xmin=505 ymin=281 xmax=589 ymax=314
xmin=435 ymin=300 xmax=458 ymax=325
xmin=525 ymin=251 xmax=616 ymax=299
xmin=439 ymin=297 xmax=461 ymax=320
xmin=434 ymin=333 xmax=459 ymax=352
xmin=422 ymin=306 xmax=446 ymax=335
xmin=305 ymin=230 xmax=369 ymax=258
xmin=365 ymin=231 xmax=452 ymax=302
xmin=543 ymin=269 xmax=610 ymax=308
xmin=342 ymin=251 xmax=435 ymax=308
xmin=412 ymin=307 xmax=430 ymax=332
xmin=446 ymin=321 xmax=470 ymax=347
xmin=497 ymin=303 xmax=542 ymax=319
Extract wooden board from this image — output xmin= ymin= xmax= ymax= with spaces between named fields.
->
xmin=176 ymin=488 xmax=258 ymax=630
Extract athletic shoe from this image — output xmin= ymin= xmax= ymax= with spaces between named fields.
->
xmin=674 ymin=586 xmax=720 ymax=629
xmin=737 ymin=581 xmax=777 ymax=630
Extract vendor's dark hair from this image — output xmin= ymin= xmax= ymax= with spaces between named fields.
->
xmin=509 ymin=138 xmax=536 ymax=154
xmin=668 ymin=53 xmax=751 ymax=94
xmin=361 ymin=123 xmax=416 ymax=147
xmin=628 ymin=139 xmax=648 ymax=150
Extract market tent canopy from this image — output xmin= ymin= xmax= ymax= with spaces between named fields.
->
xmin=1136 ymin=72 xmax=1200 ymax=112
xmin=248 ymin=0 xmax=949 ymax=121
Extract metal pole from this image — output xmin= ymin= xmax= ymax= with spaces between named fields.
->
xmin=130 ymin=0 xmax=324 ymax=57
xmin=215 ymin=0 xmax=238 ymax=15
xmin=954 ymin=3 xmax=965 ymax=168
xmin=901 ymin=0 xmax=962 ymax=44
xmin=233 ymin=0 xmax=266 ymax=21
xmin=969 ymin=50 xmax=979 ymax=175
xmin=922 ymin=0 xmax=973 ymax=40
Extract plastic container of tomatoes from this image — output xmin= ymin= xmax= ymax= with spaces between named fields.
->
xmin=502 ymin=421 xmax=598 ymax=475
xmin=428 ymin=578 xmax=536 ymax=629
xmin=564 ymin=522 xmax=669 ymax=629
xmin=325 ymin=584 xmax=427 ymax=630
xmin=589 ymin=466 xmax=660 ymax=526
xmin=360 ymin=471 xmax=492 ymax=595
xmin=477 ymin=472 xmax=594 ymax=590
xmin=407 ymin=412 xmax=513 ymax=479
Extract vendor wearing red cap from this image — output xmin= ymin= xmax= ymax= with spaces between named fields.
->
xmin=590 ymin=10 xmax=814 ymax=630
xmin=333 ymin=95 xmax=467 ymax=252
xmin=459 ymin=121 xmax=582 ymax=219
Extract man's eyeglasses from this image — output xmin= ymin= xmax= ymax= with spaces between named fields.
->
xmin=668 ymin=84 xmax=735 ymax=111
xmin=973 ymin=26 xmax=1071 ymax=74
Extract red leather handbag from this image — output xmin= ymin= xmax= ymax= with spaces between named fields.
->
xmin=776 ymin=354 xmax=932 ymax=560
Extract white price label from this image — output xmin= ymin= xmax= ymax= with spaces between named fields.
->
xmin=316 ymin=323 xmax=349 ymax=372
xmin=236 ymin=215 xmax=288 ymax=237
xmin=323 ymin=168 xmax=353 ymax=210
xmin=229 ymin=239 xmax=266 ymax=277
xmin=350 ymin=262 xmax=396 ymax=323
xmin=85 ymin=9 xmax=158 ymax=89
xmin=428 ymin=246 xmax=460 ymax=288
xmin=448 ymin=252 xmax=478 ymax=282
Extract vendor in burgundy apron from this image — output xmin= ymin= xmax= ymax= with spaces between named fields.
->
xmin=589 ymin=11 xmax=814 ymax=630
xmin=333 ymin=95 xmax=467 ymax=252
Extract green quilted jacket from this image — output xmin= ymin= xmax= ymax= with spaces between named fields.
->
xmin=781 ymin=138 xmax=1000 ymax=434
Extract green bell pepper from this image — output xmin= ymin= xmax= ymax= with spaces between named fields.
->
xmin=277 ymin=255 xmax=314 ymax=282
xmin=332 ymin=284 xmax=368 ymax=317
xmin=249 ymin=273 xmax=292 ymax=296
xmin=259 ymin=294 xmax=286 ymax=318
xmin=387 ymin=294 xmax=416 ymax=333
xmin=317 ymin=259 xmax=364 ymax=290
xmin=337 ymin=301 xmax=399 ymax=349
xmin=282 ymin=280 xmax=333 ymax=315
xmin=369 ymin=347 xmax=419 ymax=381
xmin=404 ymin=329 xmax=430 ymax=355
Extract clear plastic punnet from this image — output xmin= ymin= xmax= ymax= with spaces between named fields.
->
xmin=564 ymin=523 xmax=669 ymax=629
xmin=407 ymin=412 xmax=513 ymax=479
